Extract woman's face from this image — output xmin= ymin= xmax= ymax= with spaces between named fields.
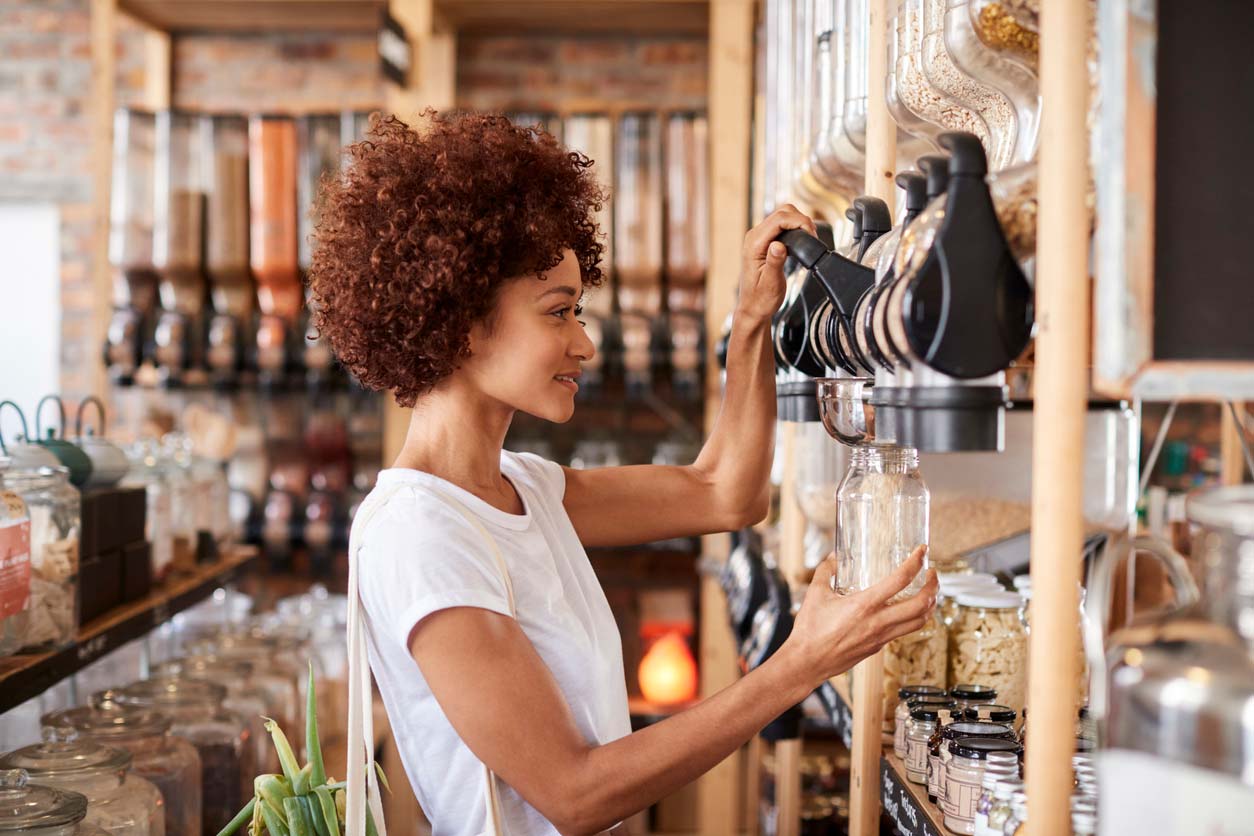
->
xmin=463 ymin=248 xmax=596 ymax=423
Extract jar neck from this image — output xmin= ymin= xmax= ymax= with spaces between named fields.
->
xmin=864 ymin=444 xmax=919 ymax=474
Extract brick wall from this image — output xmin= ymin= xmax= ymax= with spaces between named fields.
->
xmin=457 ymin=34 xmax=707 ymax=113
xmin=0 ymin=3 xmax=706 ymax=396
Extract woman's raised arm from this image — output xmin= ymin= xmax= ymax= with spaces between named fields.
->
xmin=561 ymin=206 xmax=817 ymax=548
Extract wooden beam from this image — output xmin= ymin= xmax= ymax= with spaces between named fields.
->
xmin=1221 ymin=402 xmax=1249 ymax=485
xmin=696 ymin=1 xmax=755 ymax=834
xmin=382 ymin=0 xmax=457 ymax=467
xmin=846 ymin=2 xmax=895 ymax=833
xmin=1025 ymin=0 xmax=1091 ymax=832
xmin=142 ymin=25 xmax=172 ymax=110
xmin=89 ymin=0 xmax=119 ymax=402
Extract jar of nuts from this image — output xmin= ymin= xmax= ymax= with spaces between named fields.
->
xmin=947 ymin=591 xmax=1028 ymax=719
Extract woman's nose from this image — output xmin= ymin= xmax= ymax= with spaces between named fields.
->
xmin=573 ymin=320 xmax=597 ymax=362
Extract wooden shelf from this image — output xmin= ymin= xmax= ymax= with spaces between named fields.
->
xmin=119 ymin=0 xmax=385 ymax=33
xmin=437 ymin=0 xmax=708 ymax=35
xmin=0 ymin=546 xmax=259 ymax=714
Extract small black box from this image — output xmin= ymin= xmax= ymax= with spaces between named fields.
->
xmin=78 ymin=547 xmax=123 ymax=624
xmin=121 ymin=540 xmax=152 ymax=603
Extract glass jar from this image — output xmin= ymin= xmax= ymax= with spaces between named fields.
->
xmin=107 ymin=108 xmax=158 ymax=315
xmin=889 ymin=9 xmax=943 ymax=147
xmin=42 ymin=704 xmax=200 ymax=836
xmin=984 ymin=780 xmax=1023 ymax=836
xmin=942 ymin=737 xmax=1022 ymax=834
xmin=972 ymin=765 xmax=1019 ymax=836
xmin=948 ymin=591 xmax=1027 ymax=717
xmin=930 ymin=721 xmax=1016 ymax=806
xmin=0 ymin=729 xmax=163 ymax=836
xmin=157 ymin=438 xmax=195 ymax=575
xmin=122 ymin=441 xmax=172 ymax=582
xmin=152 ymin=656 xmax=279 ymax=776
xmin=836 ymin=444 xmax=929 ymax=599
xmin=0 ymin=462 xmax=33 ymax=658
xmin=949 ymin=683 xmax=998 ymax=712
xmin=921 ymin=0 xmax=1016 ymax=168
xmin=795 ymin=421 xmax=845 ymax=571
xmin=884 ymin=609 xmax=947 ymax=732
xmin=0 ymin=770 xmax=110 ymax=836
xmin=102 ymin=679 xmax=250 ymax=836
xmin=960 ymin=703 xmax=1016 ymax=726
xmin=187 ymin=630 xmax=302 ymax=745
xmin=5 ymin=467 xmax=79 ymax=652
xmin=893 ymin=685 xmax=946 ymax=757
xmin=905 ymin=706 xmax=941 ymax=784
xmin=938 ymin=573 xmax=1001 ymax=629
xmin=988 ymin=162 xmax=1038 ymax=264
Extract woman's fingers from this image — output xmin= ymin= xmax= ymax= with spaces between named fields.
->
xmin=745 ymin=206 xmax=819 ymax=259
xmin=866 ymin=545 xmax=928 ymax=604
xmin=876 ymin=570 xmax=938 ymax=627
xmin=809 ymin=553 xmax=837 ymax=593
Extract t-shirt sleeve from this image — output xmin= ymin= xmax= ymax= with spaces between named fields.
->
xmin=510 ymin=450 xmax=567 ymax=501
xmin=357 ymin=490 xmax=513 ymax=652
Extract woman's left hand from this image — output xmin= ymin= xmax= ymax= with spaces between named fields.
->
xmin=736 ymin=204 xmax=818 ymax=323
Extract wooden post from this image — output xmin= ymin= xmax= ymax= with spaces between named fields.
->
xmin=846 ymin=2 xmax=897 ymax=834
xmin=1026 ymin=0 xmax=1090 ymax=832
xmin=1221 ymin=402 xmax=1248 ymax=485
xmin=89 ymin=0 xmax=119 ymax=402
xmin=142 ymin=25 xmax=172 ymax=110
xmin=697 ymin=1 xmax=756 ymax=834
xmin=382 ymin=0 xmax=457 ymax=467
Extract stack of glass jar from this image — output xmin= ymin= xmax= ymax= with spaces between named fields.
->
xmin=0 ymin=728 xmax=164 ymax=836
xmin=42 ymin=702 xmax=201 ymax=836
xmin=98 ymin=678 xmax=250 ymax=836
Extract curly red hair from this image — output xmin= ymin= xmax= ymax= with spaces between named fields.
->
xmin=307 ymin=110 xmax=606 ymax=407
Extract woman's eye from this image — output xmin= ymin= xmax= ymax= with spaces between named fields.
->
xmin=551 ymin=307 xmax=572 ymax=319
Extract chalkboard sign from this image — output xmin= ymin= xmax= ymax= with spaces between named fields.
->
xmin=1094 ymin=0 xmax=1254 ymax=399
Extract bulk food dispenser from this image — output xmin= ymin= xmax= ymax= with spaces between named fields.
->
xmin=297 ymin=114 xmax=345 ymax=390
xmin=664 ymin=112 xmax=709 ymax=399
xmin=614 ymin=112 xmax=664 ymax=395
xmin=202 ymin=115 xmax=252 ymax=390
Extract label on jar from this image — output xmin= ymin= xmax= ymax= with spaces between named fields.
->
xmin=1098 ymin=749 xmax=1254 ymax=836
xmin=906 ymin=737 xmax=929 ymax=778
xmin=894 ymin=713 xmax=909 ymax=758
xmin=0 ymin=501 xmax=32 ymax=618
xmin=927 ymin=750 xmax=945 ymax=802
xmin=942 ymin=763 xmax=983 ymax=822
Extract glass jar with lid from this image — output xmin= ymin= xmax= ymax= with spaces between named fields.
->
xmin=960 ymin=703 xmax=1016 ymax=727
xmin=0 ymin=460 xmax=32 ymax=658
xmin=973 ymin=765 xmax=1019 ymax=836
xmin=42 ymin=704 xmax=200 ymax=836
xmin=893 ymin=685 xmax=946 ymax=757
xmin=0 ymin=770 xmax=111 ymax=836
xmin=949 ymin=683 xmax=998 ymax=712
xmin=983 ymin=779 xmax=1022 ymax=836
xmin=100 ymin=678 xmax=250 ymax=836
xmin=0 ymin=729 xmax=163 ymax=836
xmin=904 ymin=704 xmax=946 ymax=784
xmin=836 ymin=444 xmax=929 ymax=599
xmin=938 ymin=573 xmax=1002 ymax=629
xmin=929 ymin=721 xmax=1015 ymax=807
xmin=187 ymin=630 xmax=302 ymax=744
xmin=942 ymin=737 xmax=1022 ymax=834
xmin=5 ymin=466 xmax=79 ymax=653
xmin=883 ymin=608 xmax=947 ymax=733
xmin=152 ymin=655 xmax=279 ymax=776
xmin=948 ymin=590 xmax=1027 ymax=717
xmin=1001 ymin=788 xmax=1028 ymax=834
xmin=121 ymin=442 xmax=172 ymax=582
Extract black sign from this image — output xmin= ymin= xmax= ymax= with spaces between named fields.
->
xmin=378 ymin=11 xmax=412 ymax=86
xmin=880 ymin=759 xmax=943 ymax=836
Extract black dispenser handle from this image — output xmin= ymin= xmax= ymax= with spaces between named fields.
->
xmin=853 ymin=196 xmax=892 ymax=262
xmin=918 ymin=154 xmax=950 ymax=201
xmin=896 ymin=170 xmax=929 ymax=226
xmin=845 ymin=204 xmax=863 ymax=245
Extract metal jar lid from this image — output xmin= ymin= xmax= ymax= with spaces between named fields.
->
xmin=898 ymin=684 xmax=946 ymax=701
xmin=949 ymin=684 xmax=998 ymax=701
xmin=0 ymin=769 xmax=88 ymax=831
xmin=960 ymin=703 xmax=1016 ymax=724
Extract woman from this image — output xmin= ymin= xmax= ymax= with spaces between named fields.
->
xmin=310 ymin=111 xmax=937 ymax=836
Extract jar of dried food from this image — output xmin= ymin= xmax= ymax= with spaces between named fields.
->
xmin=949 ymin=683 xmax=998 ymax=713
xmin=5 ymin=466 xmax=79 ymax=652
xmin=904 ymin=705 xmax=942 ymax=784
xmin=896 ymin=0 xmax=991 ymax=144
xmin=942 ymin=737 xmax=1022 ymax=834
xmin=835 ymin=444 xmax=929 ymax=599
xmin=0 ymin=461 xmax=32 ymax=658
xmin=988 ymin=162 xmax=1038 ymax=264
xmin=948 ymin=591 xmax=1027 ymax=717
xmin=121 ymin=442 xmax=172 ymax=582
xmin=152 ymin=655 xmax=278 ymax=776
xmin=884 ymin=610 xmax=947 ymax=733
xmin=42 ymin=704 xmax=200 ymax=836
xmin=894 ymin=685 xmax=947 ymax=756
xmin=187 ymin=630 xmax=302 ymax=745
xmin=0 ymin=770 xmax=111 ymax=836
xmin=930 ymin=721 xmax=1016 ymax=806
xmin=102 ymin=678 xmax=250 ymax=836
xmin=0 ymin=728 xmax=164 ymax=836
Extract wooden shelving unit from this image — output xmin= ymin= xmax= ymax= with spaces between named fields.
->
xmin=0 ymin=545 xmax=259 ymax=714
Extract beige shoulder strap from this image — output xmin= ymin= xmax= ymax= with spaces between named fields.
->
xmin=345 ymin=482 xmax=514 ymax=836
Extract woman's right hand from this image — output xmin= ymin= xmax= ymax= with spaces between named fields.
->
xmin=782 ymin=545 xmax=938 ymax=688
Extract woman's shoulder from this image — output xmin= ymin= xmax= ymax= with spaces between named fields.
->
xmin=502 ymin=449 xmax=566 ymax=501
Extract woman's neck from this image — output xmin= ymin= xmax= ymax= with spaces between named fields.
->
xmin=390 ymin=382 xmax=521 ymax=512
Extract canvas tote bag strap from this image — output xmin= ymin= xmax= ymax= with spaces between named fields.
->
xmin=345 ymin=482 xmax=517 ymax=836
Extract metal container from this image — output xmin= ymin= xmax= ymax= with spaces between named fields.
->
xmin=1088 ymin=486 xmax=1254 ymax=834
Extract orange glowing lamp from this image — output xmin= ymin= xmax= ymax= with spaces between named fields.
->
xmin=638 ymin=630 xmax=698 ymax=706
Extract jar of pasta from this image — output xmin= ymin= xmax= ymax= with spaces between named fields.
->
xmin=948 ymin=591 xmax=1027 ymax=718
xmin=883 ymin=609 xmax=948 ymax=733
xmin=893 ymin=685 xmax=946 ymax=757
xmin=941 ymin=738 xmax=1023 ymax=834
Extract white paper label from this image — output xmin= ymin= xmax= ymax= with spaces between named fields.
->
xmin=1099 ymin=749 xmax=1254 ymax=836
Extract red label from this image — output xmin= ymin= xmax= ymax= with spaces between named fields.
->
xmin=0 ymin=503 xmax=32 ymax=619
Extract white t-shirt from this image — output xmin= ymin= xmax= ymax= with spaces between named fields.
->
xmin=356 ymin=450 xmax=632 ymax=836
